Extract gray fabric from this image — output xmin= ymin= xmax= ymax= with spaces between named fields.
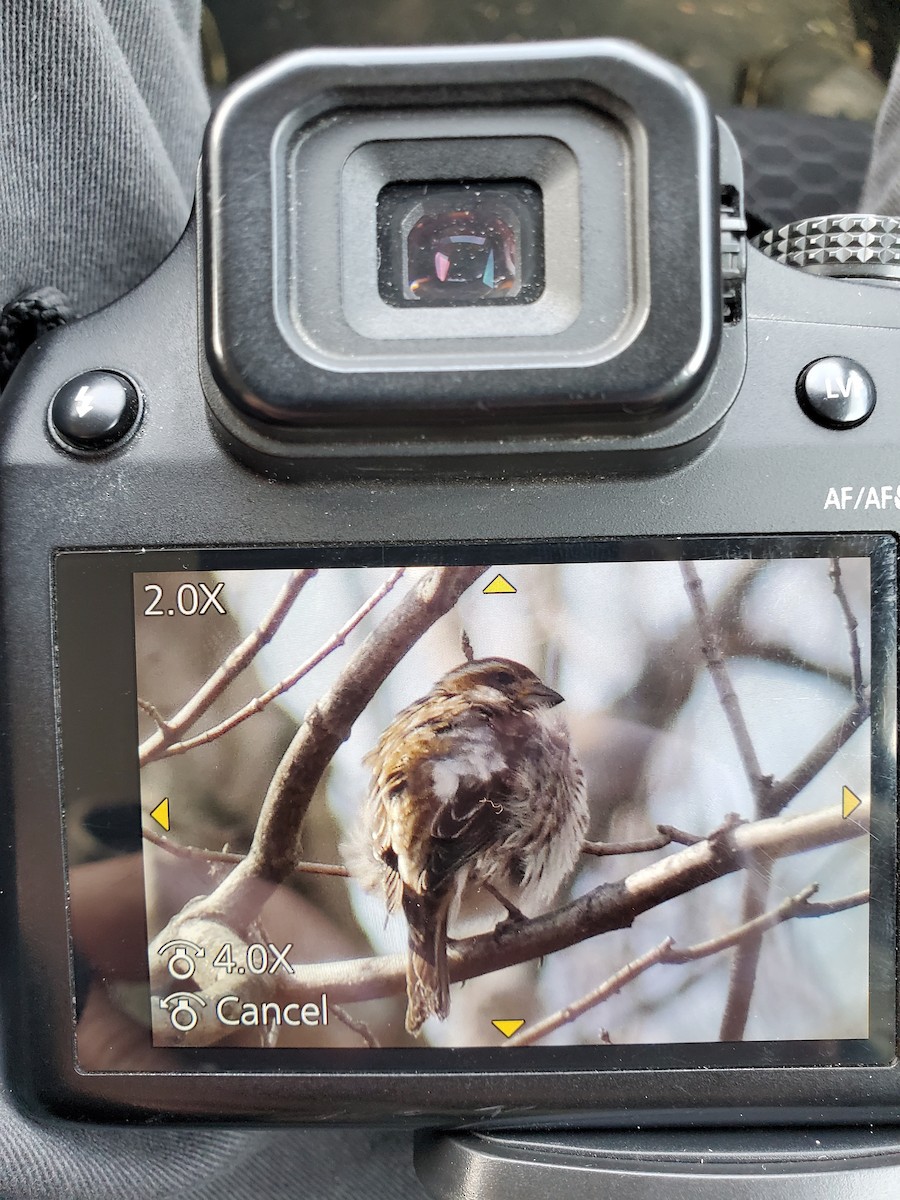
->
xmin=0 ymin=0 xmax=208 ymax=315
xmin=862 ymin=48 xmax=900 ymax=214
xmin=0 ymin=1081 xmax=424 ymax=1199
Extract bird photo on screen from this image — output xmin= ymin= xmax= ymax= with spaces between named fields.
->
xmin=345 ymin=656 xmax=589 ymax=1034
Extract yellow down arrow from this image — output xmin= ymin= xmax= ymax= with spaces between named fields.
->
xmin=842 ymin=786 xmax=862 ymax=820
xmin=150 ymin=797 xmax=170 ymax=832
xmin=492 ymin=1019 xmax=525 ymax=1038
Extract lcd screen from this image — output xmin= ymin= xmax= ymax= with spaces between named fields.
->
xmin=104 ymin=541 xmax=889 ymax=1060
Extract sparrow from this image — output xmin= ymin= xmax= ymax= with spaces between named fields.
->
xmin=345 ymin=656 xmax=588 ymax=1034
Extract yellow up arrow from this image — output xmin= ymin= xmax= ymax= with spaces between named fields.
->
xmin=842 ymin=786 xmax=862 ymax=820
xmin=483 ymin=575 xmax=517 ymax=595
xmin=150 ymin=797 xmax=170 ymax=832
xmin=492 ymin=1019 xmax=525 ymax=1038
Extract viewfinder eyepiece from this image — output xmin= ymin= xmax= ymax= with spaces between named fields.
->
xmin=377 ymin=181 xmax=545 ymax=307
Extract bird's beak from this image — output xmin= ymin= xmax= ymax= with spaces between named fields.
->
xmin=530 ymin=682 xmax=564 ymax=708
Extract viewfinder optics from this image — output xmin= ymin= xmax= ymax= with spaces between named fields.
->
xmin=377 ymin=180 xmax=545 ymax=307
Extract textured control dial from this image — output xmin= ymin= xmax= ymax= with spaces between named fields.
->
xmin=754 ymin=214 xmax=900 ymax=282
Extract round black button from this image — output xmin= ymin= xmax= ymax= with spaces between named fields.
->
xmin=796 ymin=357 xmax=876 ymax=429
xmin=48 ymin=370 xmax=142 ymax=452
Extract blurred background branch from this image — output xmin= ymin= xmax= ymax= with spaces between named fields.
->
xmin=677 ymin=558 xmax=869 ymax=1042
xmin=509 ymin=880 xmax=867 ymax=1046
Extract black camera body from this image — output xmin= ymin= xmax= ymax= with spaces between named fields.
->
xmin=1 ymin=41 xmax=898 ymax=1136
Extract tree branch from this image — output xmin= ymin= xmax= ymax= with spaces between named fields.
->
xmin=137 ymin=698 xmax=174 ymax=736
xmin=582 ymin=832 xmax=674 ymax=857
xmin=717 ymin=861 xmax=773 ymax=1041
xmin=665 ymin=883 xmax=820 ymax=963
xmin=170 ymin=564 xmax=487 ymax=931
xmin=139 ymin=568 xmax=317 ymax=765
xmin=577 ymin=558 xmax=850 ymax=864
xmin=615 ymin=561 xmax=765 ymax=729
xmin=736 ymin=638 xmax=852 ymax=692
xmin=272 ymin=799 xmax=868 ymax=1008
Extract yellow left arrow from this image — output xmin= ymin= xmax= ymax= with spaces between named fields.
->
xmin=150 ymin=797 xmax=170 ymax=832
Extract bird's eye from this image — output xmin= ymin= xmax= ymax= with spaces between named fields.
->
xmin=493 ymin=670 xmax=516 ymax=686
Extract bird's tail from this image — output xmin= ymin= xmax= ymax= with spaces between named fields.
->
xmin=402 ymin=889 xmax=452 ymax=1035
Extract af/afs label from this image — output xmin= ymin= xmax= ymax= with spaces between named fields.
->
xmin=824 ymin=485 xmax=900 ymax=511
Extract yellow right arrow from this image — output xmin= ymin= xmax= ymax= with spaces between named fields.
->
xmin=842 ymin=786 xmax=862 ymax=820
xmin=150 ymin=797 xmax=170 ymax=832
xmin=492 ymin=1019 xmax=525 ymax=1038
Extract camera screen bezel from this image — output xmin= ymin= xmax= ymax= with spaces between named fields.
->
xmin=47 ymin=534 xmax=896 ymax=1119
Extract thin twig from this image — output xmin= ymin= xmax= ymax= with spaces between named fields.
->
xmin=508 ymin=939 xmax=675 ymax=1046
xmin=765 ymin=558 xmax=869 ymax=818
xmin=615 ymin=561 xmax=764 ymax=728
xmin=153 ymin=568 xmax=407 ymax=761
xmin=679 ymin=561 xmax=772 ymax=808
xmin=137 ymin=698 xmax=174 ymax=735
xmin=767 ymin=696 xmax=870 ymax=817
xmin=656 ymin=824 xmax=707 ymax=847
xmin=665 ymin=884 xmax=819 ymax=962
xmin=582 ymin=833 xmax=674 ymax=857
xmin=508 ymin=881 xmax=865 ymax=1046
xmin=582 ymin=823 xmax=707 ymax=857
xmin=139 ymin=569 xmax=317 ymax=765
xmin=143 ymin=828 xmax=243 ymax=864
xmin=794 ymin=889 xmax=869 ymax=917
xmin=830 ymin=556 xmax=866 ymax=707
xmin=330 ymin=1003 xmax=381 ymax=1048
xmin=719 ymin=862 xmax=774 ymax=1040
xmin=142 ymin=827 xmax=350 ymax=876
xmin=740 ymin=638 xmax=853 ymax=692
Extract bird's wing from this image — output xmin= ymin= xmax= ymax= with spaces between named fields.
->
xmin=368 ymin=696 xmax=517 ymax=894
xmin=421 ymin=733 xmax=516 ymax=889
